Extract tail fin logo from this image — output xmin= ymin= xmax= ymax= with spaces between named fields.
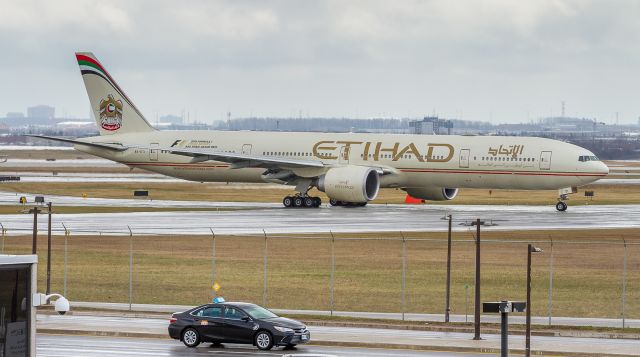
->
xmin=99 ymin=94 xmax=123 ymax=131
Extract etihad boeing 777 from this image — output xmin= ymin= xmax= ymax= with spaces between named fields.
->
xmin=32 ymin=53 xmax=609 ymax=211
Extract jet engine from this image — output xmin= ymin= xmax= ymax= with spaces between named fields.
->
xmin=317 ymin=166 xmax=380 ymax=203
xmin=404 ymin=187 xmax=458 ymax=201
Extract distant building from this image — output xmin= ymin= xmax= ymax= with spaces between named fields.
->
xmin=6 ymin=112 xmax=24 ymax=118
xmin=409 ymin=116 xmax=453 ymax=135
xmin=159 ymin=114 xmax=183 ymax=124
xmin=27 ymin=105 xmax=55 ymax=119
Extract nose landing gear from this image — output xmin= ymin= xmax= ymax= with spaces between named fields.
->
xmin=555 ymin=200 xmax=568 ymax=212
xmin=555 ymin=187 xmax=576 ymax=212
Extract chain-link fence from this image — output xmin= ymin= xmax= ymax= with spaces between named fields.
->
xmin=1 ymin=227 xmax=638 ymax=325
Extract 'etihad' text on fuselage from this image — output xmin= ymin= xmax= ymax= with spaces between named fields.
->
xmin=312 ymin=141 xmax=454 ymax=162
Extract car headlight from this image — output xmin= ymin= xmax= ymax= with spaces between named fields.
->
xmin=274 ymin=326 xmax=294 ymax=333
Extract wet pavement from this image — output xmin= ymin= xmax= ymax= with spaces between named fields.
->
xmin=37 ymin=314 xmax=640 ymax=356
xmin=37 ymin=334 xmax=485 ymax=357
xmin=0 ymin=192 xmax=638 ymax=234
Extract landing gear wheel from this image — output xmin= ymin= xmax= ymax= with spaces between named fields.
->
xmin=294 ymin=197 xmax=304 ymax=207
xmin=555 ymin=201 xmax=568 ymax=212
xmin=313 ymin=197 xmax=322 ymax=207
xmin=255 ymin=330 xmax=274 ymax=351
xmin=304 ymin=197 xmax=314 ymax=208
xmin=182 ymin=328 xmax=200 ymax=348
xmin=283 ymin=196 xmax=293 ymax=208
xmin=329 ymin=198 xmax=340 ymax=206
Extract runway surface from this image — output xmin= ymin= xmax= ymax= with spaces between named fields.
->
xmin=37 ymin=314 xmax=640 ymax=355
xmin=37 ymin=334 xmax=478 ymax=357
xmin=0 ymin=198 xmax=638 ymax=234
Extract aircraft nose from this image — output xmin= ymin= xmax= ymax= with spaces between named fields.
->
xmin=598 ymin=161 xmax=609 ymax=175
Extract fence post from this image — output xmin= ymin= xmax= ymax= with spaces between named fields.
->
xmin=0 ymin=222 xmax=4 ymax=253
xmin=128 ymin=226 xmax=133 ymax=311
xmin=445 ymin=214 xmax=452 ymax=323
xmin=210 ymin=228 xmax=216 ymax=301
xmin=62 ymin=223 xmax=69 ymax=298
xmin=465 ymin=283 xmax=469 ymax=323
xmin=473 ymin=218 xmax=481 ymax=340
xmin=400 ymin=232 xmax=406 ymax=321
xmin=262 ymin=230 xmax=268 ymax=307
xmin=622 ymin=237 xmax=627 ymax=329
xmin=329 ymin=231 xmax=335 ymax=317
xmin=548 ymin=236 xmax=554 ymax=326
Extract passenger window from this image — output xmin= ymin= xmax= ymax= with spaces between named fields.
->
xmin=203 ymin=307 xmax=222 ymax=317
xmin=224 ymin=307 xmax=248 ymax=320
xmin=194 ymin=306 xmax=222 ymax=318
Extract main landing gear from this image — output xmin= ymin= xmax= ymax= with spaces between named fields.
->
xmin=283 ymin=195 xmax=322 ymax=208
xmin=329 ymin=199 xmax=367 ymax=207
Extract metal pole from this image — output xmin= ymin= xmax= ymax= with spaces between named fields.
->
xmin=548 ymin=237 xmax=553 ymax=326
xmin=32 ymin=208 xmax=38 ymax=254
xmin=329 ymin=231 xmax=335 ymax=317
xmin=262 ymin=230 xmax=268 ymax=307
xmin=526 ymin=244 xmax=532 ymax=357
xmin=622 ymin=237 xmax=627 ymax=329
xmin=400 ymin=232 xmax=406 ymax=321
xmin=465 ymin=284 xmax=469 ymax=323
xmin=473 ymin=218 xmax=481 ymax=340
xmin=445 ymin=214 xmax=452 ymax=323
xmin=501 ymin=309 xmax=508 ymax=357
xmin=128 ymin=226 xmax=133 ymax=311
xmin=0 ymin=222 xmax=4 ymax=253
xmin=210 ymin=228 xmax=216 ymax=301
xmin=62 ymin=223 xmax=68 ymax=297
xmin=46 ymin=202 xmax=52 ymax=295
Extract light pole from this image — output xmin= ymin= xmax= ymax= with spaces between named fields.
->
xmin=22 ymin=207 xmax=43 ymax=254
xmin=526 ymin=244 xmax=543 ymax=357
xmin=46 ymin=202 xmax=52 ymax=295
xmin=473 ymin=218 xmax=481 ymax=340
xmin=445 ymin=214 xmax=452 ymax=323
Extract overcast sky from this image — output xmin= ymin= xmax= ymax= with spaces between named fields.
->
xmin=1 ymin=0 xmax=640 ymax=124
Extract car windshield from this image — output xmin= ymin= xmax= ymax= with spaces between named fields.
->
xmin=242 ymin=304 xmax=278 ymax=319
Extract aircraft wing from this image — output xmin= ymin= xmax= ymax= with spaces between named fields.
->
xmin=156 ymin=146 xmax=326 ymax=169
xmin=161 ymin=146 xmax=397 ymax=175
xmin=25 ymin=135 xmax=128 ymax=151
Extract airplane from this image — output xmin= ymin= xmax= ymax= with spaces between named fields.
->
xmin=31 ymin=52 xmax=609 ymax=211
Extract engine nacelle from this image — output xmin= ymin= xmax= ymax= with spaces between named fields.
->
xmin=317 ymin=166 xmax=380 ymax=203
xmin=404 ymin=187 xmax=458 ymax=201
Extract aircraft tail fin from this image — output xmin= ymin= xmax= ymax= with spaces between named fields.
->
xmin=76 ymin=52 xmax=155 ymax=135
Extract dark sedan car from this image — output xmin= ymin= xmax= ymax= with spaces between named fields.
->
xmin=168 ymin=301 xmax=310 ymax=350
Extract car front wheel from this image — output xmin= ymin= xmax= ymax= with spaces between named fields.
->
xmin=182 ymin=328 xmax=200 ymax=348
xmin=255 ymin=330 xmax=274 ymax=350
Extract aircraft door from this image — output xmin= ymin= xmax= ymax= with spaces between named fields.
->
xmin=540 ymin=151 xmax=552 ymax=170
xmin=339 ymin=145 xmax=350 ymax=164
xmin=150 ymin=143 xmax=159 ymax=161
xmin=242 ymin=144 xmax=252 ymax=155
xmin=459 ymin=149 xmax=470 ymax=168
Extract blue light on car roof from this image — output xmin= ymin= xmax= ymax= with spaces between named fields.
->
xmin=213 ymin=297 xmax=225 ymax=303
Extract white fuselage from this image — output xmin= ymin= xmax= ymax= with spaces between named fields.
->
xmin=75 ymin=130 xmax=609 ymax=191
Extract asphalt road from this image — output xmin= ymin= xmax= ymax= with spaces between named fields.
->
xmin=0 ymin=196 xmax=639 ymax=234
xmin=37 ymin=334 xmax=484 ymax=357
xmin=37 ymin=314 xmax=640 ymax=355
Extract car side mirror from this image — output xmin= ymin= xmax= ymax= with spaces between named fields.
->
xmin=241 ymin=316 xmax=251 ymax=322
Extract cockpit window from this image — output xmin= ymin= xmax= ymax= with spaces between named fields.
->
xmin=578 ymin=155 xmax=599 ymax=162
